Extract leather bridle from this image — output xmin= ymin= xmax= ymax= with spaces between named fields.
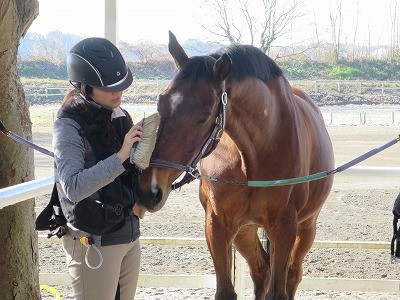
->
xmin=149 ymin=89 xmax=228 ymax=190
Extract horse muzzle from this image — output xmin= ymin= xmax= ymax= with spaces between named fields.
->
xmin=134 ymin=170 xmax=172 ymax=212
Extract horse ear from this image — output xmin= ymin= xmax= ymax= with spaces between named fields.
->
xmin=168 ymin=31 xmax=189 ymax=68
xmin=212 ymin=53 xmax=232 ymax=83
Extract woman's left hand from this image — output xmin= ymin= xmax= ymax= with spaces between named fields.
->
xmin=117 ymin=121 xmax=143 ymax=162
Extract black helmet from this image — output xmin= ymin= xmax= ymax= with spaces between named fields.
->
xmin=67 ymin=37 xmax=133 ymax=92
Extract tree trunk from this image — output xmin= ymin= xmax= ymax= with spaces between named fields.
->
xmin=0 ymin=0 xmax=40 ymax=299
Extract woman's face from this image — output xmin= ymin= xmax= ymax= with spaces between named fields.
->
xmin=91 ymin=88 xmax=123 ymax=109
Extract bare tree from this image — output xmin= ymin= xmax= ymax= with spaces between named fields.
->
xmin=0 ymin=0 xmax=40 ymax=299
xmin=388 ymin=0 xmax=399 ymax=62
xmin=328 ymin=0 xmax=343 ymax=62
xmin=131 ymin=41 xmax=169 ymax=63
xmin=200 ymin=0 xmax=304 ymax=53
xmin=350 ymin=0 xmax=360 ymax=61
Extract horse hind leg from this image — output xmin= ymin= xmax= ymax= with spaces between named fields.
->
xmin=233 ymin=226 xmax=270 ymax=300
xmin=286 ymin=215 xmax=319 ymax=299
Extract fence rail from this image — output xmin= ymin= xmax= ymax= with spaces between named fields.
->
xmin=1 ymin=168 xmax=400 ymax=298
xmin=23 ymin=80 xmax=400 ymax=104
xmin=320 ymin=108 xmax=400 ymax=125
xmin=311 ymin=80 xmax=400 ymax=94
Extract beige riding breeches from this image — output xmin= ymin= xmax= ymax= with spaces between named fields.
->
xmin=62 ymin=234 xmax=140 ymax=300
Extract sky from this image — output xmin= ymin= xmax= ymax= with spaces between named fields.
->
xmin=27 ymin=0 xmax=397 ymax=46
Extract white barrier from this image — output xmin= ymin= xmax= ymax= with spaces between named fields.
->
xmin=0 ymin=176 xmax=54 ymax=209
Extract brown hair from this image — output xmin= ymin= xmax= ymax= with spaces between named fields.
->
xmin=61 ymin=84 xmax=93 ymax=107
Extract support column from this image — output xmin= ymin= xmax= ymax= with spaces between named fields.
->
xmin=105 ymin=0 xmax=118 ymax=45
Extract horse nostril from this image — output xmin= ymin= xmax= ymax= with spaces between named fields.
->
xmin=154 ymin=187 xmax=163 ymax=203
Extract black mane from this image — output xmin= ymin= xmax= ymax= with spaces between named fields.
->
xmin=174 ymin=56 xmax=217 ymax=86
xmin=211 ymin=44 xmax=283 ymax=83
xmin=174 ymin=44 xmax=283 ymax=86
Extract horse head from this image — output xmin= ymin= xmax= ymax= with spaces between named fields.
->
xmin=134 ymin=31 xmax=231 ymax=213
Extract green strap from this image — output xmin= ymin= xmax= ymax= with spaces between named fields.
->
xmin=247 ymin=171 xmax=328 ymax=187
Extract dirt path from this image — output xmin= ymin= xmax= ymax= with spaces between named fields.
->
xmin=35 ymin=118 xmax=400 ymax=299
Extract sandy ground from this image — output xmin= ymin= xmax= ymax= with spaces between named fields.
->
xmin=34 ymin=108 xmax=400 ymax=300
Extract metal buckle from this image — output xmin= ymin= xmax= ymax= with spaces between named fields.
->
xmin=188 ymin=167 xmax=201 ymax=179
xmin=221 ymin=91 xmax=228 ymax=105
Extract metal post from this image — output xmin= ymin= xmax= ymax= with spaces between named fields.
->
xmin=105 ymin=0 xmax=118 ymax=45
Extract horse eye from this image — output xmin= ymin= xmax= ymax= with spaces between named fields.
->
xmin=197 ymin=113 xmax=211 ymax=125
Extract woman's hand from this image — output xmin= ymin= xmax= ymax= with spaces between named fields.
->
xmin=117 ymin=121 xmax=143 ymax=163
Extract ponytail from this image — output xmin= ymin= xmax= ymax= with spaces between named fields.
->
xmin=61 ymin=84 xmax=94 ymax=107
xmin=61 ymin=89 xmax=79 ymax=107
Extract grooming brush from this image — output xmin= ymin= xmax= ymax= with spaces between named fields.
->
xmin=130 ymin=112 xmax=160 ymax=170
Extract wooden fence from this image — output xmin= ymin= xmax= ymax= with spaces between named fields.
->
xmin=23 ymin=80 xmax=400 ymax=104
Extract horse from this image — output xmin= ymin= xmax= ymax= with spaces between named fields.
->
xmin=134 ymin=31 xmax=334 ymax=300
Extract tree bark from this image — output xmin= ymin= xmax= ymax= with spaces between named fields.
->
xmin=0 ymin=0 xmax=40 ymax=299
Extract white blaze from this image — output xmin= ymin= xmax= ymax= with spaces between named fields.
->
xmin=170 ymin=92 xmax=182 ymax=113
xmin=151 ymin=169 xmax=158 ymax=193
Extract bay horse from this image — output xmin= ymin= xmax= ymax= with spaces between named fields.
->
xmin=134 ymin=31 xmax=334 ymax=300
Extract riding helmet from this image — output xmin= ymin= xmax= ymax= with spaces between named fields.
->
xmin=67 ymin=37 xmax=133 ymax=92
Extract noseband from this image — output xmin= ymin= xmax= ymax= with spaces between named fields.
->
xmin=150 ymin=89 xmax=228 ymax=190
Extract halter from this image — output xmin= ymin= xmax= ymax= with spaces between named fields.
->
xmin=150 ymin=86 xmax=228 ymax=190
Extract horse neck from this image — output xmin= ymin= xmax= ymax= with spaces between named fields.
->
xmin=225 ymin=77 xmax=297 ymax=156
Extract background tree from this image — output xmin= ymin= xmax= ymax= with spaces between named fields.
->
xmin=328 ymin=0 xmax=343 ymax=62
xmin=200 ymin=0 xmax=304 ymax=53
xmin=388 ymin=0 xmax=399 ymax=62
xmin=0 ymin=0 xmax=40 ymax=299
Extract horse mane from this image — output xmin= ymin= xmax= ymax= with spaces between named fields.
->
xmin=174 ymin=56 xmax=217 ymax=86
xmin=174 ymin=45 xmax=282 ymax=86
xmin=211 ymin=44 xmax=283 ymax=83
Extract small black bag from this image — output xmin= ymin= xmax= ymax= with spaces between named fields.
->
xmin=35 ymin=181 xmax=128 ymax=237
xmin=391 ymin=193 xmax=400 ymax=261
xmin=35 ymin=183 xmax=67 ymax=238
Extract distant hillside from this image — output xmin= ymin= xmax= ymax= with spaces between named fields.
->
xmin=17 ymin=31 xmax=400 ymax=81
xmin=18 ymin=31 xmax=225 ymax=62
xmin=17 ymin=31 xmax=225 ymax=80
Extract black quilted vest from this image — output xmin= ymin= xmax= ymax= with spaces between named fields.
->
xmin=55 ymin=99 xmax=138 ymax=235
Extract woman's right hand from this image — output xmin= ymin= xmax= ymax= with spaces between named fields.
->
xmin=117 ymin=121 xmax=143 ymax=163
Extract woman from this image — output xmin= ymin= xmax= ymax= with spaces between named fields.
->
xmin=54 ymin=37 xmax=143 ymax=299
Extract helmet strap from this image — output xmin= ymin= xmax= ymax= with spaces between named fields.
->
xmin=80 ymin=84 xmax=87 ymax=96
xmin=69 ymin=80 xmax=112 ymax=114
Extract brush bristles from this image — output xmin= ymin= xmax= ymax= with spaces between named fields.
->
xmin=130 ymin=112 xmax=160 ymax=170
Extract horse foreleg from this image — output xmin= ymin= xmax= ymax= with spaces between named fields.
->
xmin=233 ymin=226 xmax=270 ymax=300
xmin=286 ymin=215 xmax=318 ymax=299
xmin=205 ymin=211 xmax=237 ymax=300
xmin=266 ymin=212 xmax=297 ymax=300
